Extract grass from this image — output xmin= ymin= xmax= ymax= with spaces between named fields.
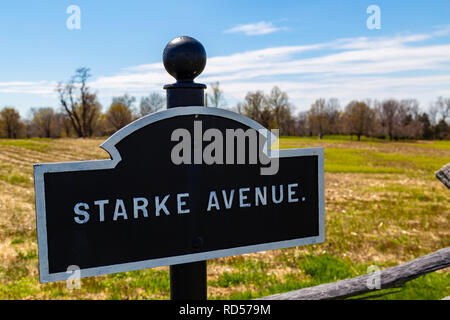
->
xmin=0 ymin=136 xmax=448 ymax=300
xmin=0 ymin=139 xmax=50 ymax=152
xmin=280 ymin=137 xmax=450 ymax=176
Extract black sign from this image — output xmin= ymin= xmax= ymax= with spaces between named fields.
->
xmin=34 ymin=107 xmax=324 ymax=283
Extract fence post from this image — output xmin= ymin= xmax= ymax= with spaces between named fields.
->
xmin=163 ymin=36 xmax=208 ymax=300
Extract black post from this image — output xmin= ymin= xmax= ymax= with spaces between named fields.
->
xmin=163 ymin=36 xmax=208 ymax=300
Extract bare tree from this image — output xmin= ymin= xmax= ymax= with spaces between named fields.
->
xmin=206 ymin=82 xmax=226 ymax=108
xmin=343 ymin=101 xmax=375 ymax=141
xmin=266 ymin=86 xmax=295 ymax=135
xmin=375 ymin=99 xmax=425 ymax=140
xmin=0 ymin=107 xmax=24 ymax=139
xmin=104 ymin=102 xmax=134 ymax=134
xmin=326 ymin=98 xmax=341 ymax=134
xmin=377 ymin=99 xmax=400 ymax=141
xmin=233 ymin=102 xmax=244 ymax=115
xmin=242 ymin=91 xmax=265 ymax=120
xmin=30 ymin=107 xmax=60 ymax=138
xmin=417 ymin=112 xmax=433 ymax=140
xmin=112 ymin=94 xmax=136 ymax=112
xmin=295 ymin=111 xmax=309 ymax=136
xmin=435 ymin=96 xmax=450 ymax=122
xmin=396 ymin=99 xmax=422 ymax=139
xmin=139 ymin=92 xmax=165 ymax=117
xmin=241 ymin=91 xmax=276 ymax=129
xmin=58 ymin=111 xmax=74 ymax=137
xmin=57 ymin=68 xmax=102 ymax=138
xmin=401 ymin=99 xmax=420 ymax=116
xmin=428 ymin=104 xmax=439 ymax=126
xmin=308 ymin=98 xmax=340 ymax=139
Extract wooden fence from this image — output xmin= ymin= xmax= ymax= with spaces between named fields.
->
xmin=436 ymin=163 xmax=450 ymax=189
xmin=258 ymin=247 xmax=449 ymax=300
xmin=258 ymin=164 xmax=450 ymax=300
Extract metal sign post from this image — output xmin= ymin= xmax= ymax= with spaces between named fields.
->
xmin=163 ymin=36 xmax=208 ymax=300
xmin=33 ymin=36 xmax=325 ymax=301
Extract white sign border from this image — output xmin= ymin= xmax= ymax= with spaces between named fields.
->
xmin=34 ymin=106 xmax=325 ymax=283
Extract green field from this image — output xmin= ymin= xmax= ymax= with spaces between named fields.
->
xmin=0 ymin=136 xmax=448 ymax=299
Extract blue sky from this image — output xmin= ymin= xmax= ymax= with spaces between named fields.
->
xmin=1 ymin=1 xmax=450 ymax=117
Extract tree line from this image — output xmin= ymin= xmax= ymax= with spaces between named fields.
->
xmin=233 ymin=88 xmax=450 ymax=141
xmin=0 ymin=68 xmax=449 ymax=140
xmin=0 ymin=68 xmax=166 ymax=139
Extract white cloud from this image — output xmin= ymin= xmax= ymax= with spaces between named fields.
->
xmin=78 ymin=27 xmax=450 ymax=110
xmin=3 ymin=26 xmax=450 ymax=115
xmin=224 ymin=21 xmax=287 ymax=36
xmin=217 ymin=74 xmax=450 ymax=109
xmin=432 ymin=25 xmax=450 ymax=36
xmin=0 ymin=81 xmax=56 ymax=96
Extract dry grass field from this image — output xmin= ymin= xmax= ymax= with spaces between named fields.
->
xmin=0 ymin=136 xmax=448 ymax=299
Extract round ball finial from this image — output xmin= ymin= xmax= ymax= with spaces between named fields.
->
xmin=163 ymin=36 xmax=207 ymax=82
